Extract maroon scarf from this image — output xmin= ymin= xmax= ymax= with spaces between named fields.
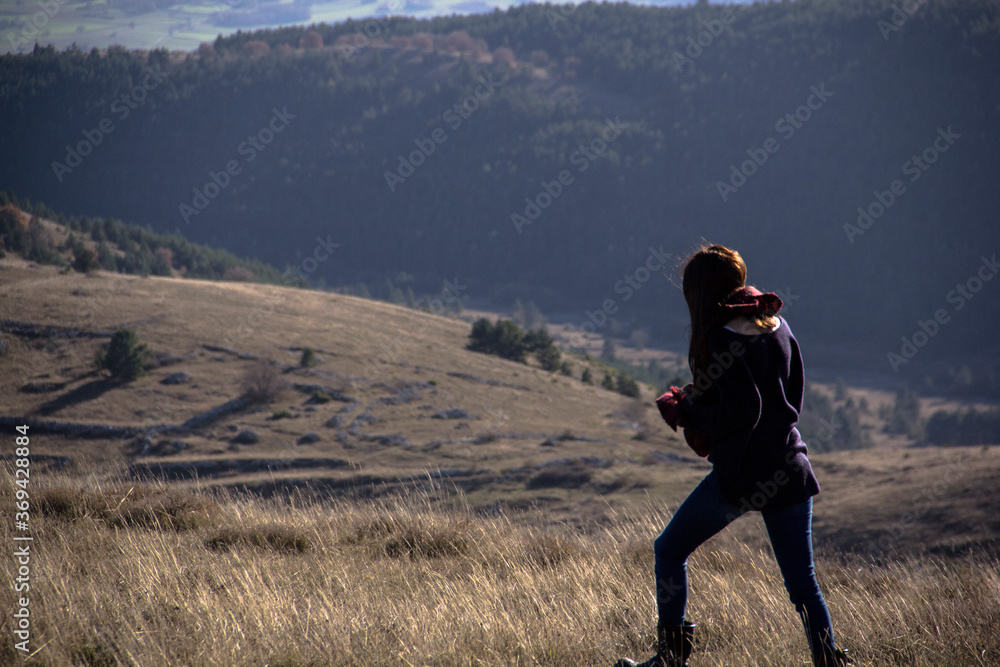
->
xmin=718 ymin=286 xmax=782 ymax=319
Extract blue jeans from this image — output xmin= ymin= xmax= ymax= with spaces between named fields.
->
xmin=653 ymin=472 xmax=837 ymax=658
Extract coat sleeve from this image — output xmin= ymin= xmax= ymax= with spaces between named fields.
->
xmin=786 ymin=326 xmax=805 ymax=415
xmin=678 ymin=330 xmax=762 ymax=442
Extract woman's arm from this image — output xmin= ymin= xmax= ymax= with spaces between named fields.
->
xmin=678 ymin=330 xmax=762 ymax=441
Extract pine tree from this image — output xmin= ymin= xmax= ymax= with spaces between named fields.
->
xmin=96 ymin=329 xmax=150 ymax=382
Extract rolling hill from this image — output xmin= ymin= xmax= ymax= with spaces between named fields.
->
xmin=2 ymin=0 xmax=999 ymax=387
xmin=2 ymin=234 xmax=997 ymax=557
xmin=2 ymin=243 xmax=1000 ymax=665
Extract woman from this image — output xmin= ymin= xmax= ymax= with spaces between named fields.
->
xmin=616 ymin=244 xmax=851 ymax=667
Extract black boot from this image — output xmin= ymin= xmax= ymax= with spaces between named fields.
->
xmin=614 ymin=620 xmax=695 ymax=667
xmin=813 ymin=646 xmax=853 ymax=667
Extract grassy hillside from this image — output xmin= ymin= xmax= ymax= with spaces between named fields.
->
xmin=2 ymin=244 xmax=999 ymax=542
xmin=2 ymin=245 xmax=1000 ymax=663
xmin=1 ymin=468 xmax=999 ymax=666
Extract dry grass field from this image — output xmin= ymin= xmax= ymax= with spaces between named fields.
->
xmin=1 ymin=471 xmax=998 ymax=666
xmin=2 ymin=256 xmax=999 ymax=665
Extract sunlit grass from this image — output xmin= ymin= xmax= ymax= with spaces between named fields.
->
xmin=2 ymin=467 xmax=998 ymax=666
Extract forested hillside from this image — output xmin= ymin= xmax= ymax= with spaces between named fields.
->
xmin=1 ymin=0 xmax=998 ymax=380
xmin=0 ymin=192 xmax=296 ymax=283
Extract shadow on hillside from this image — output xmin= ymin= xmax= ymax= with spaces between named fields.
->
xmin=815 ymin=522 xmax=1000 ymax=562
xmin=36 ymin=378 xmax=118 ymax=416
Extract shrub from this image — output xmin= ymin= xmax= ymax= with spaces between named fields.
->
xmin=467 ymin=318 xmax=527 ymax=362
xmin=72 ymin=247 xmax=99 ymax=273
xmin=96 ymin=240 xmax=117 ymax=270
xmin=242 ymin=355 xmax=286 ymax=404
xmin=467 ymin=317 xmax=496 ymax=353
xmin=0 ymin=206 xmax=29 ymax=255
xmin=468 ymin=319 xmax=561 ymax=367
xmin=536 ymin=340 xmax=562 ymax=371
xmin=493 ymin=320 xmax=528 ymax=361
xmin=310 ymin=390 xmax=332 ymax=404
xmin=26 ymin=217 xmax=64 ymax=265
xmin=615 ymin=372 xmax=641 ymax=398
xmin=299 ymin=347 xmax=317 ymax=368
xmin=223 ymin=266 xmax=255 ymax=282
xmin=601 ymin=372 xmax=615 ymax=390
xmin=95 ymin=329 xmax=150 ymax=382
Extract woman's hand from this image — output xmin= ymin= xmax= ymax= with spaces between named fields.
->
xmin=655 ymin=390 xmax=685 ymax=431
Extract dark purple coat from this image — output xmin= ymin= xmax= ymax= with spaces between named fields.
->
xmin=679 ymin=317 xmax=820 ymax=511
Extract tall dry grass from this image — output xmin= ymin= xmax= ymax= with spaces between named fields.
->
xmin=1 ymin=466 xmax=998 ymax=667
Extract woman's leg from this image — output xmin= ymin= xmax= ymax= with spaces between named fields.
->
xmin=653 ymin=472 xmax=747 ymax=624
xmin=761 ymin=498 xmax=837 ymax=660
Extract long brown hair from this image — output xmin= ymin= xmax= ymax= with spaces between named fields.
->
xmin=682 ymin=244 xmax=748 ymax=375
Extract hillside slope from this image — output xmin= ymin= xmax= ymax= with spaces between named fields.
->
xmin=2 ymin=254 xmax=997 ymax=561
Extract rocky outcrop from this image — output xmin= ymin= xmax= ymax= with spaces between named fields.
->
xmin=161 ymin=372 xmax=191 ymax=385
xmin=181 ymin=397 xmax=250 ymax=431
